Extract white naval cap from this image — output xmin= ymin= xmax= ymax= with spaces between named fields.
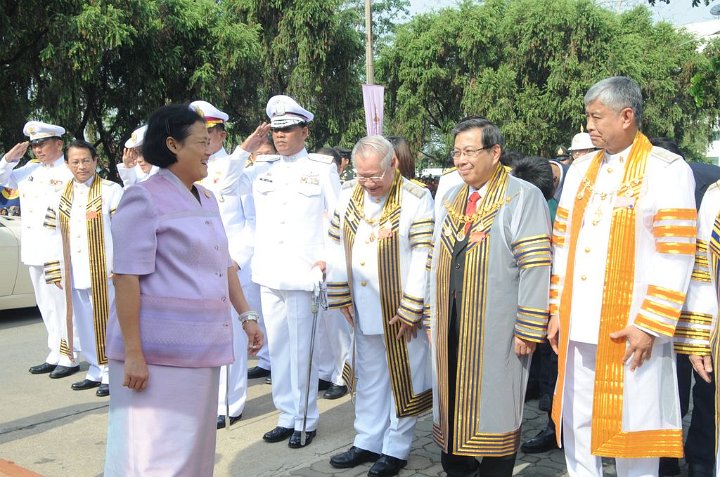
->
xmin=124 ymin=125 xmax=148 ymax=148
xmin=189 ymin=100 xmax=229 ymax=127
xmin=23 ymin=121 xmax=65 ymax=143
xmin=568 ymin=132 xmax=595 ymax=151
xmin=266 ymin=95 xmax=313 ymax=128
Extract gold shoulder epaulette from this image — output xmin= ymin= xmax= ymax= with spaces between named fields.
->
xmin=442 ymin=167 xmax=457 ymax=175
xmin=342 ymin=178 xmax=357 ymax=190
xmin=707 ymin=180 xmax=720 ymax=193
xmin=410 ymin=178 xmax=428 ymax=189
xmin=403 ymin=179 xmax=425 ymax=198
xmin=652 ymin=146 xmax=681 ymax=164
xmin=308 ymin=153 xmax=334 ymax=164
xmin=255 ymin=154 xmax=281 ymax=163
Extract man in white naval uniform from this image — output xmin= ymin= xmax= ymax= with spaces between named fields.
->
xmin=0 ymin=121 xmax=78 ymax=378
xmin=117 ymin=125 xmax=158 ymax=189
xmin=43 ymin=140 xmax=123 ymax=397
xmin=327 ymin=136 xmax=433 ymax=477
xmin=239 ymin=95 xmax=340 ymax=448
xmin=190 ymin=99 xmax=272 ymax=429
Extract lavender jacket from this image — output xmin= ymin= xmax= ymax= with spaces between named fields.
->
xmin=105 ymin=169 xmax=234 ymax=367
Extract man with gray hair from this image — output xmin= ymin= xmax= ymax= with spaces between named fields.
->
xmin=548 ymin=76 xmax=696 ymax=476
xmin=326 ymin=135 xmax=433 ymax=477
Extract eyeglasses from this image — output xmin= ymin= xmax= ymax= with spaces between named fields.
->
xmin=450 ymin=145 xmax=495 ymax=160
xmin=357 ymin=168 xmax=388 ymax=184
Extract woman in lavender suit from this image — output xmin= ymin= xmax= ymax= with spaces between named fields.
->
xmin=103 ymin=104 xmax=263 ymax=476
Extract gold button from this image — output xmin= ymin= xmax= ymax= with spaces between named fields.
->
xmin=360 ymin=261 xmax=365 ymax=266
xmin=584 ymin=247 xmax=591 ymax=253
xmin=607 ymin=167 xmax=614 ymax=173
xmin=361 ymin=281 xmax=367 ymax=286
xmin=580 ymin=275 xmax=587 ymax=281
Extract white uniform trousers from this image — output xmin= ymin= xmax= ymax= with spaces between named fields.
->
xmin=316 ymin=308 xmax=351 ymax=385
xmin=353 ymin=330 xmax=426 ymax=460
xmin=72 ymin=287 xmax=112 ymax=383
xmin=28 ymin=265 xmax=76 ymax=366
xmin=216 ymin=267 xmax=260 ymax=418
xmin=260 ymin=286 xmax=319 ymax=431
xmin=562 ymin=341 xmax=659 ymax=477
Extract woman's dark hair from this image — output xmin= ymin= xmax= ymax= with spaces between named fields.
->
xmin=387 ymin=136 xmax=415 ymax=179
xmin=142 ymin=104 xmax=204 ymax=168
xmin=65 ymin=139 xmax=97 ymax=159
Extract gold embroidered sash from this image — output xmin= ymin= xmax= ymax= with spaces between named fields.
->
xmin=343 ymin=171 xmax=432 ymax=417
xmin=552 ymin=132 xmax=683 ymax=457
xmin=58 ymin=178 xmax=111 ymax=364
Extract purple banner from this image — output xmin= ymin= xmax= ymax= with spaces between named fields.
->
xmin=362 ymin=84 xmax=384 ymax=136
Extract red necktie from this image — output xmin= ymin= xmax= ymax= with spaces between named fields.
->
xmin=464 ymin=191 xmax=481 ymax=234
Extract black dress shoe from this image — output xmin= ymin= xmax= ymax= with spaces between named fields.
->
xmin=96 ymin=384 xmax=110 ymax=397
xmin=247 ymin=366 xmax=271 ymax=379
xmin=288 ymin=429 xmax=316 ymax=448
xmin=318 ymin=378 xmax=332 ymax=391
xmin=216 ymin=414 xmax=242 ymax=429
xmin=29 ymin=362 xmax=56 ymax=374
xmin=330 ymin=446 xmax=381 ymax=468
xmin=520 ymin=427 xmax=558 ymax=454
xmin=49 ymin=365 xmax=80 ymax=379
xmin=688 ymin=463 xmax=715 ymax=477
xmin=659 ymin=457 xmax=681 ymax=476
xmin=263 ymin=426 xmax=294 ymax=443
xmin=71 ymin=379 xmax=101 ymax=390
xmin=367 ymin=454 xmax=407 ymax=477
xmin=323 ymin=384 xmax=348 ymax=400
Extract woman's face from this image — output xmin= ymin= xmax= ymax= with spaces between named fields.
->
xmin=136 ymin=152 xmax=152 ymax=173
xmin=168 ymin=121 xmax=211 ymax=185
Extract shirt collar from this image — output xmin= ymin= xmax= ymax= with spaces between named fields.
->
xmin=73 ymin=175 xmax=95 ymax=188
xmin=43 ymin=155 xmax=65 ymax=168
xmin=281 ymin=148 xmax=308 ymax=162
xmin=603 ymin=144 xmax=633 ymax=164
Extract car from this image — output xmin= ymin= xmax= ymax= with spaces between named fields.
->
xmin=0 ymin=215 xmax=36 ymax=310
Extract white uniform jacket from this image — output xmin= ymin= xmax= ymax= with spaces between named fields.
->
xmin=240 ymin=149 xmax=340 ymax=291
xmin=0 ymin=156 xmax=72 ymax=266
xmin=200 ymin=147 xmax=254 ymax=268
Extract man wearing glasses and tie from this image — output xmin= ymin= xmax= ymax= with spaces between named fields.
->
xmin=427 ymin=117 xmax=552 ymax=477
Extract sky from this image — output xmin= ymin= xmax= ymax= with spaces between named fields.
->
xmin=408 ymin=0 xmax=720 ymax=26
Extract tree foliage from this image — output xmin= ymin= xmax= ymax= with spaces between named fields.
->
xmin=377 ymin=0 xmax=719 ymax=164
xmin=0 ymin=0 xmax=367 ymax=177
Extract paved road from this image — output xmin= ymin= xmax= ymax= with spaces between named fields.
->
xmin=0 ymin=308 xmax=692 ymax=476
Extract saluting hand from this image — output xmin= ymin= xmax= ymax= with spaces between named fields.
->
xmin=3 ymin=141 xmax=29 ymax=163
xmin=239 ymin=122 xmax=272 ymax=154
xmin=389 ymin=315 xmax=418 ymax=343
xmin=122 ymin=147 xmax=137 ymax=168
xmin=689 ymin=354 xmax=713 ymax=383
xmin=609 ymin=325 xmax=655 ymax=372
xmin=123 ymin=352 xmax=149 ymax=391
